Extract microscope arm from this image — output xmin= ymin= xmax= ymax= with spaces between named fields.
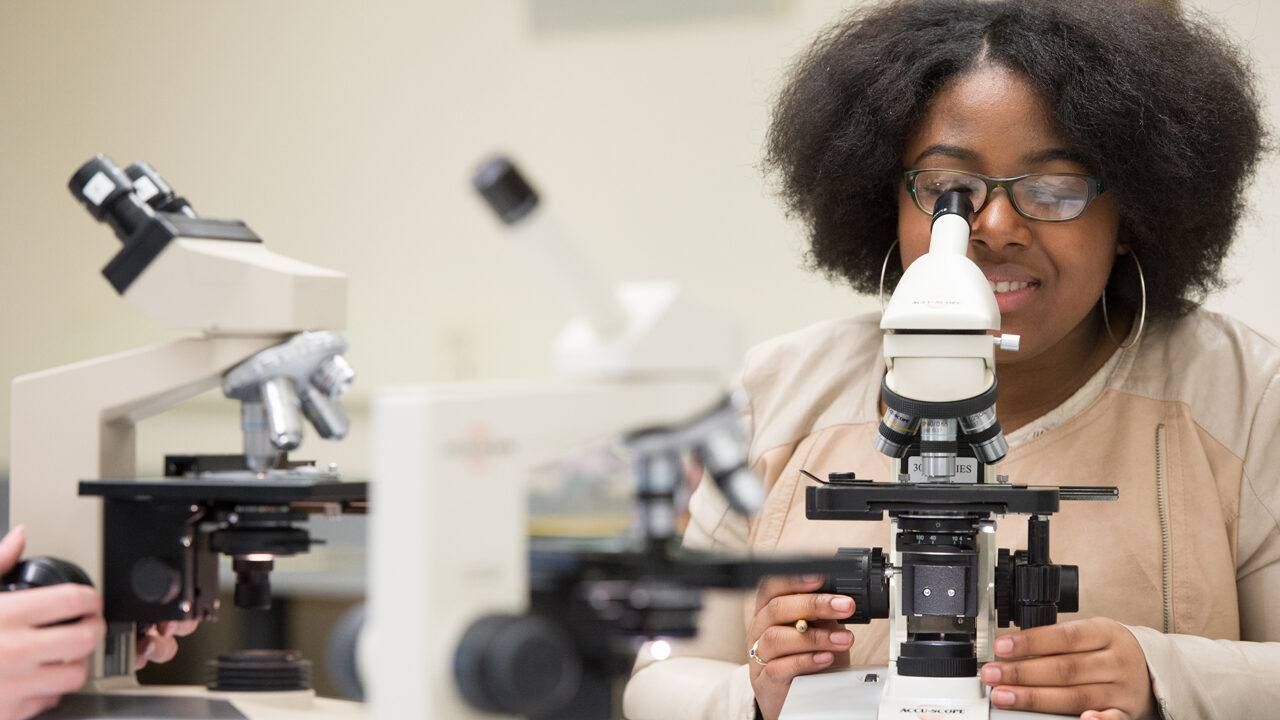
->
xmin=9 ymin=334 xmax=284 ymax=684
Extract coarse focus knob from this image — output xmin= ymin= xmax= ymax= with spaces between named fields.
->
xmin=1016 ymin=604 xmax=1058 ymax=629
xmin=824 ymin=548 xmax=890 ymax=624
xmin=454 ymin=614 xmax=581 ymax=717
xmin=1015 ymin=564 xmax=1061 ymax=603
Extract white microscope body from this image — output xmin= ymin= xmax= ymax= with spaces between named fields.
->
xmin=8 ymin=156 xmax=363 ymax=719
xmin=781 ymin=193 xmax=1085 ymax=720
xmin=364 ymin=157 xmax=746 ymax=719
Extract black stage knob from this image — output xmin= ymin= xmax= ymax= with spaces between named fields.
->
xmin=454 ymin=614 xmax=581 ymax=717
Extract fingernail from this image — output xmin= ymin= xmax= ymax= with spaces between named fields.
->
xmin=995 ymin=637 xmax=1013 ymax=655
xmin=981 ymin=665 xmax=1001 ymax=683
xmin=802 ymin=574 xmax=824 ymax=584
xmin=813 ymin=651 xmax=834 ymax=664
xmin=991 ymin=689 xmax=1014 ymax=706
xmin=830 ymin=630 xmax=853 ymax=646
xmin=830 ymin=596 xmax=853 ymax=612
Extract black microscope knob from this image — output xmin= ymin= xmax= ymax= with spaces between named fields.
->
xmin=1 ymin=557 xmax=93 ymax=591
xmin=994 ymin=549 xmax=1011 ymax=627
xmin=825 ymin=547 xmax=889 ymax=624
xmin=454 ymin=614 xmax=582 ymax=717
xmin=1057 ymin=565 xmax=1079 ymax=614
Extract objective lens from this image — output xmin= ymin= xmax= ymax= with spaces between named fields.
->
xmin=920 ymin=418 xmax=957 ymax=479
xmin=299 ymin=384 xmax=350 ymax=440
xmin=260 ymin=376 xmax=303 ymax=451
xmin=311 ymin=355 xmax=355 ymax=398
xmin=240 ymin=400 xmax=280 ymax=473
xmin=875 ymin=409 xmax=920 ymax=458
xmin=959 ymin=406 xmax=1008 ymax=464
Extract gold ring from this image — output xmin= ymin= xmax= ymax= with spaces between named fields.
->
xmin=749 ymin=639 xmax=768 ymax=666
xmin=795 ymin=619 xmax=809 ymax=633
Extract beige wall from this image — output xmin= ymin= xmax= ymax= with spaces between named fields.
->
xmin=1 ymin=0 xmax=1276 ymax=479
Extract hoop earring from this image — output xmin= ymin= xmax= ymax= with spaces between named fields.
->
xmin=1102 ymin=251 xmax=1146 ymax=349
xmin=879 ymin=240 xmax=900 ymax=312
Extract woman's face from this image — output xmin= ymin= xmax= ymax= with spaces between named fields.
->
xmin=897 ymin=65 xmax=1123 ymax=363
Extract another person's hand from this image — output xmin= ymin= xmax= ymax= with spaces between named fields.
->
xmin=747 ymin=575 xmax=855 ymax=720
xmin=980 ymin=617 xmax=1159 ymax=720
xmin=0 ymin=526 xmax=106 ymax=720
xmin=135 ymin=620 xmax=199 ymax=671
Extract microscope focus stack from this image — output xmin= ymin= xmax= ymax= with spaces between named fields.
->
xmin=7 ymin=155 xmax=365 ymax=718
xmin=781 ymin=192 xmax=1117 ymax=720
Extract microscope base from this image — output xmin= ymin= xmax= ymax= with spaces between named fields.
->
xmin=780 ymin=666 xmax=1068 ymax=720
xmin=45 ymin=687 xmax=364 ymax=720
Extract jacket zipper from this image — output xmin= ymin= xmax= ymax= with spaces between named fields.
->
xmin=1154 ymin=423 xmax=1173 ymax=633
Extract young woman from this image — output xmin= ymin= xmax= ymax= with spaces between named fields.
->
xmin=625 ymin=2 xmax=1276 ymax=719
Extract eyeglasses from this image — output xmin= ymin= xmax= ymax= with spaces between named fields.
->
xmin=904 ymin=168 xmax=1105 ymax=222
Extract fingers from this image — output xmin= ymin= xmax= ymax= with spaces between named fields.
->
xmin=0 ymin=525 xmax=25 ymax=575
xmin=0 ymin=584 xmax=102 ymax=628
xmin=995 ymin=619 xmax=1109 ymax=659
xmin=3 ymin=694 xmax=61 ymax=720
xmin=135 ymin=632 xmax=179 ymax=670
xmin=26 ymin=616 xmax=106 ymax=666
xmin=1082 ymin=711 xmax=1132 ymax=720
xmin=755 ymin=624 xmax=854 ymax=665
xmin=23 ymin=660 xmax=90 ymax=697
xmin=755 ymin=575 xmax=826 ymax=612
xmin=1081 ymin=711 xmax=1133 ymax=720
xmin=982 ymin=649 xmax=1115 ymax=688
xmin=157 ymin=620 xmax=200 ymax=638
xmin=751 ymin=592 xmax=854 ymax=638
xmin=989 ymin=684 xmax=1113 ymax=716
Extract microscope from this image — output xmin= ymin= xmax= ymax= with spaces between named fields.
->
xmin=361 ymin=157 xmax=850 ymax=719
xmin=7 ymin=156 xmax=365 ymax=718
xmin=779 ymin=192 xmax=1117 ymax=720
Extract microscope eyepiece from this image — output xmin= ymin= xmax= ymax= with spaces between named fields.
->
xmin=125 ymin=162 xmax=196 ymax=216
xmin=69 ymin=154 xmax=156 ymax=242
xmin=473 ymin=156 xmax=539 ymax=225
xmin=931 ymin=189 xmax=974 ymax=223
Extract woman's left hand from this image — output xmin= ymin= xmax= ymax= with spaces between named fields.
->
xmin=980 ymin=617 xmax=1159 ymax=720
xmin=135 ymin=620 xmax=199 ymax=670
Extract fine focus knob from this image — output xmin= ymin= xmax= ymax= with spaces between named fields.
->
xmin=454 ymin=614 xmax=581 ymax=717
xmin=1058 ymin=565 xmax=1079 ymax=614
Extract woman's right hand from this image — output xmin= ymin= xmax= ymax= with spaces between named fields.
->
xmin=748 ymin=575 xmax=856 ymax=720
xmin=0 ymin=526 xmax=106 ymax=720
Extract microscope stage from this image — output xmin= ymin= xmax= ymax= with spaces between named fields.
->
xmin=79 ymin=478 xmax=368 ymax=506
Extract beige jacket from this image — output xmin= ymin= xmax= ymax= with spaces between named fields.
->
xmin=625 ymin=309 xmax=1280 ymax=720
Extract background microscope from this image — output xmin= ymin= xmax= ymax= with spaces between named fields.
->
xmin=780 ymin=192 xmax=1117 ymax=720
xmin=358 ymin=157 xmax=846 ymax=719
xmin=6 ymin=155 xmax=365 ymax=718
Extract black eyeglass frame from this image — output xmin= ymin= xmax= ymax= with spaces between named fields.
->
xmin=903 ymin=168 xmax=1106 ymax=223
